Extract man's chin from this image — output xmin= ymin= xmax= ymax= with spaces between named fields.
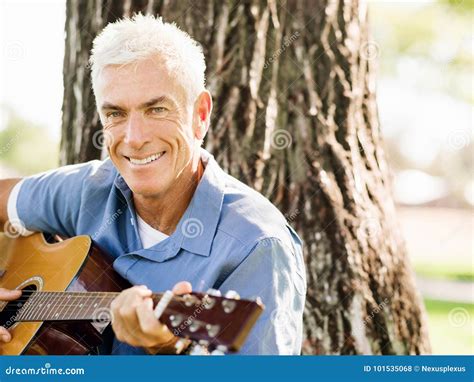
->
xmin=124 ymin=178 xmax=169 ymax=198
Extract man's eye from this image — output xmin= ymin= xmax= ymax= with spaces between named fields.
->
xmin=106 ymin=111 xmax=124 ymax=118
xmin=150 ymin=107 xmax=168 ymax=114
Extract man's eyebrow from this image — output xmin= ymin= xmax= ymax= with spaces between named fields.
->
xmin=101 ymin=102 xmax=124 ymax=111
xmin=100 ymin=96 xmax=177 ymax=111
xmin=140 ymin=96 xmax=177 ymax=108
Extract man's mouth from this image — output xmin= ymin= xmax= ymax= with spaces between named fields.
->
xmin=124 ymin=151 xmax=166 ymax=165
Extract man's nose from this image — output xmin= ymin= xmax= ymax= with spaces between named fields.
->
xmin=124 ymin=112 xmax=150 ymax=149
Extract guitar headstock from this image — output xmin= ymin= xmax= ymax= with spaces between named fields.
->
xmin=155 ymin=289 xmax=264 ymax=353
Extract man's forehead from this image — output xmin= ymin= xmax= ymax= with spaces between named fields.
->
xmin=96 ymin=58 xmax=187 ymax=106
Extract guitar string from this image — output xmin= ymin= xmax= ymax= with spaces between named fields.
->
xmin=1 ymin=305 xmax=195 ymax=320
xmin=0 ymin=291 xmax=222 ymax=313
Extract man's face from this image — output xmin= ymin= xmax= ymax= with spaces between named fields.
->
xmin=95 ymin=57 xmax=204 ymax=197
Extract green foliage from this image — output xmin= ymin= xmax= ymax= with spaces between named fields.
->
xmin=0 ymin=114 xmax=58 ymax=175
xmin=415 ymin=262 xmax=474 ymax=282
xmin=370 ymin=1 xmax=473 ymax=103
xmin=439 ymin=0 xmax=474 ymax=14
xmin=424 ymin=299 xmax=474 ymax=354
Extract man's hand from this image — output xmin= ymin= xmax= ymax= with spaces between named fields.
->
xmin=0 ymin=288 xmax=22 ymax=343
xmin=110 ymin=281 xmax=192 ymax=354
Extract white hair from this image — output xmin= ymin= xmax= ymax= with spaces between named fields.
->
xmin=89 ymin=14 xmax=206 ymax=103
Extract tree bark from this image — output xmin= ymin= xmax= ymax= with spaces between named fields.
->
xmin=61 ymin=0 xmax=431 ymax=354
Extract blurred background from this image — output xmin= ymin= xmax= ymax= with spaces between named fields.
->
xmin=0 ymin=0 xmax=472 ymax=354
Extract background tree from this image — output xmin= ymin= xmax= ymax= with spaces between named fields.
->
xmin=61 ymin=0 xmax=431 ymax=354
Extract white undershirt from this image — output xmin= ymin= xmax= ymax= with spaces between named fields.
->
xmin=136 ymin=214 xmax=169 ymax=249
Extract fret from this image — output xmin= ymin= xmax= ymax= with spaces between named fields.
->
xmin=28 ymin=292 xmax=45 ymax=320
xmin=31 ymin=291 xmax=49 ymax=320
xmin=18 ymin=291 xmax=40 ymax=321
xmin=60 ymin=293 xmax=75 ymax=320
xmin=13 ymin=291 xmax=170 ymax=322
xmin=92 ymin=294 xmax=108 ymax=322
xmin=46 ymin=292 xmax=61 ymax=321
xmin=68 ymin=292 xmax=85 ymax=320
xmin=34 ymin=291 xmax=53 ymax=321
xmin=77 ymin=293 xmax=101 ymax=320
xmin=15 ymin=295 xmax=29 ymax=321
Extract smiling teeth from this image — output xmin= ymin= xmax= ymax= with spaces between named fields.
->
xmin=129 ymin=152 xmax=164 ymax=165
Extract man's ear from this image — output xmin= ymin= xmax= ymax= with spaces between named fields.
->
xmin=194 ymin=90 xmax=212 ymax=140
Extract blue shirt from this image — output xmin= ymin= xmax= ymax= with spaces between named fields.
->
xmin=10 ymin=149 xmax=307 ymax=355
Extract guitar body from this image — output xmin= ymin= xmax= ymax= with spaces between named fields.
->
xmin=0 ymin=233 xmax=129 ymax=355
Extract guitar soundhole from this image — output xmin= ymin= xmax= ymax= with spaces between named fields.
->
xmin=0 ymin=284 xmax=37 ymax=329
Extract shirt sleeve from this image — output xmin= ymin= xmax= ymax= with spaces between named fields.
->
xmin=10 ymin=162 xmax=102 ymax=238
xmin=218 ymin=236 xmax=307 ymax=355
xmin=7 ymin=179 xmax=34 ymax=236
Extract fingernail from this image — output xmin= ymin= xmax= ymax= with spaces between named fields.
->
xmin=1 ymin=334 xmax=10 ymax=342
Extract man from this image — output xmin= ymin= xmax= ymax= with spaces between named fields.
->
xmin=0 ymin=14 xmax=306 ymax=355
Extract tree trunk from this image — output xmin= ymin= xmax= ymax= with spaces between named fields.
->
xmin=61 ymin=0 xmax=431 ymax=354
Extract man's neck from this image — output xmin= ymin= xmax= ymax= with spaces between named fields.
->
xmin=133 ymin=158 xmax=205 ymax=236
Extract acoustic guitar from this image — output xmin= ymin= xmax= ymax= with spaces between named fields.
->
xmin=0 ymin=233 xmax=264 ymax=355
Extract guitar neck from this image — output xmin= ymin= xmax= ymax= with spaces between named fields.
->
xmin=12 ymin=291 xmax=164 ymax=322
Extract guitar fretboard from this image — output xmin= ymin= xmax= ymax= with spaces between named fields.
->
xmin=13 ymin=291 xmax=162 ymax=322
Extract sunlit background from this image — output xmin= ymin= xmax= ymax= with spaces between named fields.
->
xmin=0 ymin=0 xmax=472 ymax=354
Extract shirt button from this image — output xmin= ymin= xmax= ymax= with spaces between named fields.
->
xmin=130 ymin=218 xmax=134 ymax=226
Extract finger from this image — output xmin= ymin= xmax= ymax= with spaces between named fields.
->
xmin=118 ymin=292 xmax=150 ymax=346
xmin=111 ymin=285 xmax=151 ymax=317
xmin=0 ymin=326 xmax=12 ymax=342
xmin=136 ymin=299 xmax=177 ymax=348
xmin=136 ymin=299 xmax=167 ymax=345
xmin=111 ymin=286 xmax=151 ymax=346
xmin=134 ymin=285 xmax=152 ymax=296
xmin=172 ymin=281 xmax=192 ymax=295
xmin=0 ymin=288 xmax=21 ymax=301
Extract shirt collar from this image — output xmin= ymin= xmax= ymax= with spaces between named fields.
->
xmin=113 ymin=148 xmax=226 ymax=257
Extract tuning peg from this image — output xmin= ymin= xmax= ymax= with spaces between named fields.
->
xmin=189 ymin=320 xmax=202 ymax=333
xmin=189 ymin=344 xmax=209 ymax=356
xmin=224 ymin=290 xmax=240 ymax=300
xmin=202 ymin=296 xmax=216 ymax=309
xmin=183 ymin=294 xmax=200 ymax=307
xmin=251 ymin=296 xmax=264 ymax=305
xmin=221 ymin=299 xmax=237 ymax=314
xmin=206 ymin=288 xmax=222 ymax=297
xmin=205 ymin=323 xmax=220 ymax=337
xmin=210 ymin=345 xmax=228 ymax=355
xmin=169 ymin=314 xmax=184 ymax=327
